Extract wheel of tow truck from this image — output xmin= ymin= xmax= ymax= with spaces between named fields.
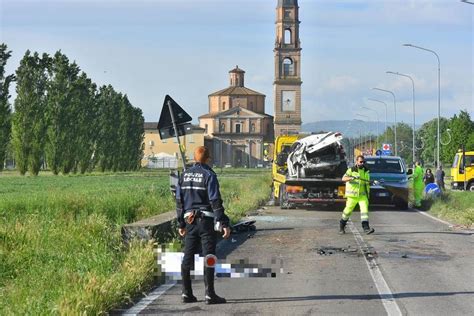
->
xmin=279 ymin=184 xmax=288 ymax=209
xmin=273 ymin=185 xmax=280 ymax=206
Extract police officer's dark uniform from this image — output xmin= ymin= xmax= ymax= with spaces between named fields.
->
xmin=176 ymin=162 xmax=230 ymax=304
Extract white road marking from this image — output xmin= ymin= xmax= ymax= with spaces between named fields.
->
xmin=348 ymin=221 xmax=403 ymax=316
xmin=411 ymin=208 xmax=454 ymax=226
xmin=122 ymin=281 xmax=177 ymax=315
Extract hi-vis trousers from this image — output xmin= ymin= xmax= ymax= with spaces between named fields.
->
xmin=341 ymin=195 xmax=369 ymax=222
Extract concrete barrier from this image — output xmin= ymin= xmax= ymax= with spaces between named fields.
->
xmin=121 ymin=211 xmax=178 ymax=244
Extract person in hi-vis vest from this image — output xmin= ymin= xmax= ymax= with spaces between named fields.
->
xmin=339 ymin=155 xmax=375 ymax=235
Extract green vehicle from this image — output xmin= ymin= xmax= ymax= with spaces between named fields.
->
xmin=364 ymin=155 xmax=410 ymax=210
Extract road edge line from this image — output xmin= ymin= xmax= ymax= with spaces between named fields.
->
xmin=122 ymin=281 xmax=177 ymax=315
xmin=348 ymin=221 xmax=403 ymax=316
xmin=410 ymin=208 xmax=454 ymax=226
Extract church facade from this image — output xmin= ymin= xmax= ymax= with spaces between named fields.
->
xmin=197 ymin=0 xmax=302 ymax=167
xmin=199 ymin=66 xmax=274 ymax=167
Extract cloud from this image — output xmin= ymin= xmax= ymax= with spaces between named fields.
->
xmin=305 ymin=0 xmax=472 ymax=28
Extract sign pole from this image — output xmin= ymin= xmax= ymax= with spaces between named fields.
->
xmin=168 ymin=100 xmax=188 ymax=170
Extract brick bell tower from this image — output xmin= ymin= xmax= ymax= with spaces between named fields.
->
xmin=273 ymin=0 xmax=302 ymax=137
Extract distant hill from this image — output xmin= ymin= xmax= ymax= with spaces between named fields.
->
xmin=302 ymin=120 xmax=387 ymax=138
xmin=301 ymin=120 xmax=422 ymax=139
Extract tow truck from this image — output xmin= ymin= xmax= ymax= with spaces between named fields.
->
xmin=271 ymin=134 xmax=347 ymax=209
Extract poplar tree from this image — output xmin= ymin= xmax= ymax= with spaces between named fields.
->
xmin=74 ymin=72 xmax=98 ymax=173
xmin=11 ymin=51 xmax=49 ymax=175
xmin=45 ymin=51 xmax=80 ymax=174
xmin=0 ymin=44 xmax=15 ymax=171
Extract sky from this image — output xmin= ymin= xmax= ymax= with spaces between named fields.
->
xmin=1 ymin=0 xmax=473 ymax=128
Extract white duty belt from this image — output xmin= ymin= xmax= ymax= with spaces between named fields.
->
xmin=184 ymin=210 xmax=215 ymax=219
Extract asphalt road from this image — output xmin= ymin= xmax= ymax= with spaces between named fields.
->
xmin=124 ymin=204 xmax=474 ymax=315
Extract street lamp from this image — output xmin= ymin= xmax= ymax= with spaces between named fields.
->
xmin=362 ymin=106 xmax=379 ymax=149
xmin=373 ymin=88 xmax=398 ymax=156
xmin=356 ymin=113 xmax=372 ymax=153
xmin=403 ymin=43 xmax=441 ymax=167
xmin=353 ymin=119 xmax=364 ymax=153
xmin=386 ymin=71 xmax=416 ymax=164
xmin=368 ymin=98 xmax=388 ymax=143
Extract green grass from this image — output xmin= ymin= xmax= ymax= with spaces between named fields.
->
xmin=424 ymin=191 xmax=474 ymax=226
xmin=0 ymin=169 xmax=271 ymax=314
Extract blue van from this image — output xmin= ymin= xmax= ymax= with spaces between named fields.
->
xmin=364 ymin=156 xmax=410 ymax=209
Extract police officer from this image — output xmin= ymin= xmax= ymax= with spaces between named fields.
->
xmin=176 ymin=146 xmax=231 ymax=304
xmin=339 ymin=155 xmax=375 ymax=235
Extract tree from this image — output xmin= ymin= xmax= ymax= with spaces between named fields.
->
xmin=95 ymin=85 xmax=121 ymax=172
xmin=444 ymin=110 xmax=474 ymax=163
xmin=11 ymin=51 xmax=49 ymax=175
xmin=377 ymin=122 xmax=414 ymax=164
xmin=74 ymin=72 xmax=98 ymax=174
xmin=393 ymin=122 xmax=414 ymax=165
xmin=117 ymin=96 xmax=144 ymax=171
xmin=44 ymin=51 xmax=81 ymax=174
xmin=0 ymin=43 xmax=15 ymax=171
xmin=416 ymin=117 xmax=449 ymax=167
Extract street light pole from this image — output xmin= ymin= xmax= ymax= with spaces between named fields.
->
xmin=356 ymin=114 xmax=371 ymax=153
xmin=362 ymin=106 xmax=379 ymax=149
xmin=373 ymin=88 xmax=397 ymax=156
xmin=368 ymin=98 xmax=388 ymax=144
xmin=353 ymin=119 xmax=363 ymax=153
xmin=403 ymin=43 xmax=441 ymax=167
xmin=386 ymin=71 xmax=416 ymax=165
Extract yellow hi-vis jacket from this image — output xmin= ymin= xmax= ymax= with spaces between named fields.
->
xmin=344 ymin=167 xmax=370 ymax=198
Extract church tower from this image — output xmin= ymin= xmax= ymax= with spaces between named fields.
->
xmin=273 ymin=0 xmax=302 ymax=136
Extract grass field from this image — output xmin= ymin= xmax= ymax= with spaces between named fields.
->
xmin=424 ymin=191 xmax=474 ymax=226
xmin=0 ymin=168 xmax=271 ymax=314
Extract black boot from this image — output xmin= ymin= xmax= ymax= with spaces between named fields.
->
xmin=204 ymin=267 xmax=226 ymax=305
xmin=339 ymin=219 xmax=347 ymax=234
xmin=362 ymin=221 xmax=375 ymax=235
xmin=181 ymin=267 xmax=197 ymax=303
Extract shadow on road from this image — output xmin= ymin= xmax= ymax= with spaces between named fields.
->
xmin=217 ymin=231 xmax=256 ymax=259
xmin=227 ymin=291 xmax=474 ymax=304
xmin=378 ymin=231 xmax=473 ymax=236
xmin=255 ymin=227 xmax=295 ymax=232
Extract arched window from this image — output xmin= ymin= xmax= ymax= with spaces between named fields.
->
xmin=251 ymin=123 xmax=256 ymax=133
xmin=222 ymin=101 xmax=226 ymax=111
xmin=204 ymin=124 xmax=208 ymax=134
xmin=235 ymin=123 xmax=241 ymax=133
xmin=283 ymin=58 xmax=294 ymax=76
xmin=284 ymin=29 xmax=292 ymax=44
xmin=220 ymin=123 xmax=225 ymax=133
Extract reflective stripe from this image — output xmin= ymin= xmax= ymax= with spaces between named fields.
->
xmin=346 ymin=190 xmax=366 ymax=196
xmin=180 ymin=186 xmax=206 ymax=190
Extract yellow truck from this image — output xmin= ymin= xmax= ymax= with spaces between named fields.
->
xmin=451 ymin=150 xmax=474 ymax=191
xmin=271 ymin=134 xmax=347 ymax=209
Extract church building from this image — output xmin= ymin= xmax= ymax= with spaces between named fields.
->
xmin=199 ymin=66 xmax=274 ymax=167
